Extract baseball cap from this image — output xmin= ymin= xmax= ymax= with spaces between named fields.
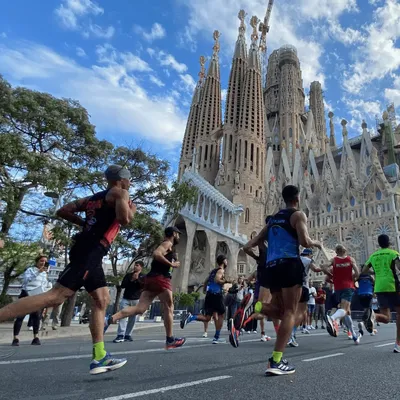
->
xmin=164 ymin=226 xmax=182 ymax=237
xmin=104 ymin=165 xmax=131 ymax=181
xmin=301 ymin=248 xmax=313 ymax=256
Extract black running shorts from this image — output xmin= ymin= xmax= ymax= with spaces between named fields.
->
xmin=264 ymin=258 xmax=304 ymax=293
xmin=57 ymin=242 xmax=108 ymax=293
xmin=300 ymin=286 xmax=309 ymax=303
xmin=376 ymin=292 xmax=400 ymax=309
xmin=204 ymin=292 xmax=225 ymax=316
xmin=358 ymin=295 xmax=372 ymax=309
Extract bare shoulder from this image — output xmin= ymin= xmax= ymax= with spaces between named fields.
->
xmin=106 ymin=187 xmax=129 ymax=203
xmin=290 ymin=210 xmax=306 ymax=227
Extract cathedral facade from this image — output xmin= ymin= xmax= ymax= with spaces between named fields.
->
xmin=171 ymin=7 xmax=400 ymax=293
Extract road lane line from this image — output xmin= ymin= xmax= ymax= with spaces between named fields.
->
xmin=302 ymin=353 xmax=344 ymax=362
xmin=96 ymin=375 xmax=232 ymax=400
xmin=375 ymin=342 xmax=393 ymax=347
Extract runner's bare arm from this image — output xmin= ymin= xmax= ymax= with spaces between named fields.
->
xmin=215 ymin=269 xmax=227 ymax=285
xmin=112 ymin=188 xmax=134 ymax=226
xmin=153 ymin=241 xmax=179 ymax=268
xmin=321 ymin=259 xmax=333 ymax=275
xmin=56 ymin=197 xmax=90 ymax=227
xmin=310 ymin=261 xmax=322 ymax=273
xmin=292 ymin=211 xmax=322 ymax=249
xmin=361 ymin=262 xmax=372 ymax=275
xmin=350 ymin=257 xmax=360 ymax=280
xmin=243 ymin=226 xmax=267 ymax=261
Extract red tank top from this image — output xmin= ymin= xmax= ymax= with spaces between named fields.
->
xmin=332 ymin=256 xmax=355 ymax=291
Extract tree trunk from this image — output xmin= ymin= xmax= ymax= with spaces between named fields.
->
xmin=60 ymin=292 xmax=78 ymax=327
xmin=1 ymin=187 xmax=27 ymax=235
xmin=113 ymin=286 xmax=122 ymax=314
xmin=0 ymin=266 xmax=15 ymax=300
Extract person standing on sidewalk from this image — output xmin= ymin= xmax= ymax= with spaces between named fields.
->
xmin=314 ymin=283 xmax=326 ymax=329
xmin=12 ymin=255 xmax=52 ymax=346
xmin=113 ymin=261 xmax=145 ymax=343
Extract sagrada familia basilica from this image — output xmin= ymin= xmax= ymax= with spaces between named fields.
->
xmin=168 ymin=4 xmax=400 ymax=293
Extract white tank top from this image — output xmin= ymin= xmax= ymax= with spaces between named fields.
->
xmin=301 ymin=256 xmax=312 ymax=287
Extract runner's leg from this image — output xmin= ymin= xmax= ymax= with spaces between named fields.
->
xmin=158 ymin=289 xmax=174 ymax=338
xmin=111 ymin=291 xmax=156 ymax=322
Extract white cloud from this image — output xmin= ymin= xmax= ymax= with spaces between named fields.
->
xmin=179 ymin=73 xmax=196 ymax=93
xmin=55 ymin=0 xmax=114 ymax=39
xmin=296 ymin=0 xmax=358 ymax=19
xmin=221 ymin=89 xmax=227 ymax=101
xmin=0 ymin=42 xmax=186 ymax=144
xmin=149 ymin=75 xmax=165 ymax=87
xmin=342 ymin=0 xmax=400 ymax=94
xmin=134 ymin=23 xmax=166 ymax=42
xmin=147 ymin=48 xmax=155 ymax=57
xmin=385 ymin=75 xmax=400 ymax=105
xmin=157 ymin=51 xmax=187 ymax=73
xmin=328 ymin=21 xmax=365 ymax=46
xmin=76 ymin=46 xmax=86 ymax=57
xmin=178 ymin=26 xmax=197 ymax=52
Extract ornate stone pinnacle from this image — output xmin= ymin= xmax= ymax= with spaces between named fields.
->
xmin=341 ymin=119 xmax=347 ymax=126
xmin=383 ymin=111 xmax=389 ymax=120
xmin=198 ymin=56 xmax=206 ymax=81
xmin=212 ymin=30 xmax=221 ymax=56
xmin=341 ymin=119 xmax=348 ymax=137
xmin=362 ymin=120 xmax=367 ymax=129
xmin=328 ymin=111 xmax=334 ymax=119
xmin=238 ymin=10 xmax=246 ymax=35
xmin=250 ymin=16 xmax=259 ymax=42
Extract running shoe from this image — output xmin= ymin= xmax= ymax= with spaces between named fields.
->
xmin=325 ymin=315 xmax=338 ymax=337
xmin=302 ymin=328 xmax=310 ymax=334
xmin=229 ymin=319 xmax=240 ymax=348
xmin=362 ymin=308 xmax=375 ymax=334
xmin=233 ymin=293 xmax=254 ymax=331
xmin=90 ymin=353 xmax=127 ymax=375
xmin=358 ymin=322 xmax=365 ymax=337
xmin=353 ymin=333 xmax=361 ymax=345
xmin=104 ymin=315 xmax=113 ymax=334
xmin=31 ymin=338 xmax=41 ymax=345
xmin=113 ymin=335 xmax=125 ymax=343
xmin=124 ymin=335 xmax=133 ymax=342
xmin=394 ymin=343 xmax=400 ymax=353
xmin=347 ymin=331 xmax=353 ymax=340
xmin=180 ymin=312 xmax=192 ymax=329
xmin=11 ymin=338 xmax=19 ymax=346
xmin=287 ymin=337 xmax=299 ymax=348
xmin=265 ymin=357 xmax=295 ymax=376
xmin=261 ymin=335 xmax=271 ymax=342
xmin=212 ymin=338 xmax=226 ymax=344
xmin=202 ymin=332 xmax=208 ymax=338
xmin=321 ymin=325 xmax=326 ymax=329
xmin=165 ymin=337 xmax=186 ymax=350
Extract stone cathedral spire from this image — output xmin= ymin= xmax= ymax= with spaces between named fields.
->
xmin=309 ymin=81 xmax=327 ymax=155
xmin=178 ymin=56 xmax=206 ymax=180
xmin=195 ymin=30 xmax=222 ymax=184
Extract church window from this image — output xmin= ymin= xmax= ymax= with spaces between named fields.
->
xmin=273 ymin=145 xmax=276 ymax=151
xmin=350 ymin=197 xmax=356 ymax=207
xmin=245 ymin=208 xmax=250 ymax=223
xmin=376 ymin=190 xmax=382 ymax=200
xmin=327 ymin=203 xmax=331 ymax=213
xmin=250 ymin=186 xmax=253 ymax=193
xmin=289 ymin=128 xmax=293 ymax=138
xmin=256 ymin=190 xmax=259 ymax=197
xmin=238 ymin=264 xmax=245 ymax=275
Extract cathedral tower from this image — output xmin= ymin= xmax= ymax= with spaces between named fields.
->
xmin=178 ymin=57 xmax=205 ymax=179
xmin=309 ymin=81 xmax=327 ymax=155
xmin=195 ymin=31 xmax=222 ymax=185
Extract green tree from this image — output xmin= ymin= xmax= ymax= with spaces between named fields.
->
xmin=0 ymin=75 xmax=113 ymax=235
xmin=0 ymin=240 xmax=41 ymax=304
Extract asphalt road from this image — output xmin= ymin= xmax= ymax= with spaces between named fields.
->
xmin=0 ymin=321 xmax=399 ymax=400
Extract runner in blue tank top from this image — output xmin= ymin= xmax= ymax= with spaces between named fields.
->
xmin=239 ymin=185 xmax=321 ymax=376
xmin=180 ymin=255 xmax=230 ymax=344
xmin=356 ymin=271 xmax=375 ymax=335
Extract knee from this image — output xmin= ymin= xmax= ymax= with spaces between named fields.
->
xmin=93 ymin=292 xmax=110 ymax=310
xmin=47 ymin=289 xmax=67 ymax=308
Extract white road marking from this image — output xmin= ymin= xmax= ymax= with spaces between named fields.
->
xmin=302 ymin=353 xmax=344 ymax=362
xmin=96 ymin=375 xmax=232 ymax=400
xmin=374 ymin=342 xmax=394 ymax=348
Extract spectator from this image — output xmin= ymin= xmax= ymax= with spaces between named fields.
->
xmin=307 ymin=280 xmax=317 ymax=330
xmin=112 ymin=261 xmax=144 ymax=343
xmin=12 ymin=255 xmax=52 ymax=346
xmin=314 ymin=283 xmax=326 ymax=329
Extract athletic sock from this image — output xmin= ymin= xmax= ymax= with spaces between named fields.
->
xmin=344 ymin=315 xmax=356 ymax=337
xmin=214 ymin=330 xmax=221 ymax=340
xmin=93 ymin=342 xmax=107 ymax=361
xmin=254 ymin=301 xmax=262 ymax=314
xmin=331 ymin=308 xmax=346 ymax=322
xmin=166 ymin=336 xmax=174 ymax=343
xmin=261 ymin=331 xmax=265 ymax=336
xmin=188 ymin=314 xmax=198 ymax=323
xmin=272 ymin=351 xmax=283 ymax=363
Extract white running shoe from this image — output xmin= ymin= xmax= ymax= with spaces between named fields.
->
xmin=261 ymin=335 xmax=271 ymax=342
xmin=309 ymin=326 xmax=315 ymax=330
xmin=212 ymin=338 xmax=226 ymax=344
xmin=358 ymin=322 xmax=365 ymax=337
xmin=394 ymin=343 xmax=400 ymax=353
xmin=302 ymin=328 xmax=310 ymax=334
xmin=202 ymin=332 xmax=208 ymax=338
xmin=353 ymin=333 xmax=362 ymax=345
xmin=253 ymin=330 xmax=258 ymax=334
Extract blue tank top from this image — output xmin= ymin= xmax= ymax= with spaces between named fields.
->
xmin=207 ymin=268 xmax=223 ymax=294
xmin=358 ymin=274 xmax=373 ymax=296
xmin=266 ymin=208 xmax=299 ymax=264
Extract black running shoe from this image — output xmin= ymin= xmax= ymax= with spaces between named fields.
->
xmin=265 ymin=357 xmax=295 ymax=376
xmin=233 ymin=293 xmax=254 ymax=330
xmin=11 ymin=338 xmax=19 ymax=346
xmin=362 ymin=308 xmax=375 ymax=334
xmin=31 ymin=337 xmax=41 ymax=345
xmin=180 ymin=312 xmax=192 ymax=329
xmin=228 ymin=319 xmax=239 ymax=348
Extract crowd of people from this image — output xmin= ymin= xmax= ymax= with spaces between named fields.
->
xmin=0 ymin=166 xmax=399 ymax=380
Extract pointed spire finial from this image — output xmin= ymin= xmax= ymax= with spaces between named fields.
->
xmin=362 ymin=120 xmax=367 ymax=129
xmin=341 ymin=119 xmax=348 ymax=137
xmin=198 ymin=56 xmax=206 ymax=82
xmin=238 ymin=10 xmax=246 ymax=36
xmin=250 ymin=16 xmax=260 ymax=43
xmin=212 ymin=30 xmax=221 ymax=57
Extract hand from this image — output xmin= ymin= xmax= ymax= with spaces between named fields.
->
xmin=312 ymin=240 xmax=322 ymax=249
xmin=172 ymin=261 xmax=180 ymax=268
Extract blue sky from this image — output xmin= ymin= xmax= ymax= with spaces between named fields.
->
xmin=1 ymin=0 xmax=400 ymax=176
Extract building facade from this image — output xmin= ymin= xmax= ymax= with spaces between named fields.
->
xmin=172 ymin=7 xmax=400 ymax=293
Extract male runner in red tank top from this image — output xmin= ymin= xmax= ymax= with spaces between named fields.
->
xmin=323 ymin=244 xmax=361 ymax=344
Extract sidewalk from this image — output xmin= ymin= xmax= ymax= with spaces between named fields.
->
xmin=0 ymin=320 xmax=173 ymax=344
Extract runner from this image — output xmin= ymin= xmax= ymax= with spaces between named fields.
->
xmin=323 ymin=244 xmax=362 ymax=344
xmin=105 ymin=226 xmax=186 ymax=350
xmin=356 ymin=270 xmax=375 ymax=336
xmin=180 ymin=255 xmax=229 ymax=344
xmin=361 ymin=234 xmax=400 ymax=353
xmin=232 ymin=185 xmax=321 ymax=375
xmin=288 ymin=249 xmax=322 ymax=348
xmin=0 ymin=164 xmax=135 ymax=374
